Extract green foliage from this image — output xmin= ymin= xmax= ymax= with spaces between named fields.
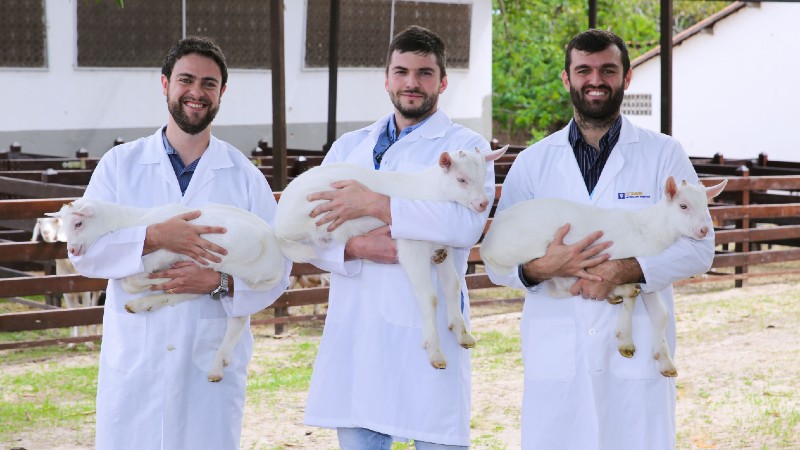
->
xmin=492 ymin=0 xmax=732 ymax=144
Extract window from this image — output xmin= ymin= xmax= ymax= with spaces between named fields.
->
xmin=77 ymin=0 xmax=271 ymax=68
xmin=305 ymin=0 xmax=471 ymax=69
xmin=0 ymin=0 xmax=46 ymax=68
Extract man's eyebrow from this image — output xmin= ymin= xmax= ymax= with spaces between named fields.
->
xmin=175 ymin=72 xmax=219 ymax=83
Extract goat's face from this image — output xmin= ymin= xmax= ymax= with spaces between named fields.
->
xmin=34 ymin=217 xmax=65 ymax=243
xmin=664 ymin=177 xmax=727 ymax=240
xmin=438 ymin=145 xmax=508 ymax=213
xmin=46 ymin=199 xmax=102 ymax=256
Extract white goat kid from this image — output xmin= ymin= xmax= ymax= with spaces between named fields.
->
xmin=481 ymin=176 xmax=727 ymax=377
xmin=49 ymin=198 xmax=286 ymax=381
xmin=275 ymin=146 xmax=508 ymax=369
xmin=32 ymin=217 xmax=102 ymax=346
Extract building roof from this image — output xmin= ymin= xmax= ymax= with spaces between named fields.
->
xmin=631 ymin=1 xmax=750 ymax=68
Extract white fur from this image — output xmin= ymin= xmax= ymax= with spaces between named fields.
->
xmin=49 ymin=199 xmax=286 ymax=381
xmin=32 ymin=217 xmax=102 ymax=347
xmin=275 ymin=146 xmax=508 ymax=369
xmin=481 ymin=177 xmax=727 ymax=377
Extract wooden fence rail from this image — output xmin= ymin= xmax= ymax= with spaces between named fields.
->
xmin=3 ymin=174 xmax=800 ymax=349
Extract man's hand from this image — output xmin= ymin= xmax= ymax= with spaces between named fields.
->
xmin=143 ymin=210 xmax=228 ymax=265
xmin=569 ymin=258 xmax=643 ymax=300
xmin=148 ymin=261 xmax=224 ymax=295
xmin=344 ymin=225 xmax=398 ymax=264
xmin=307 ymin=180 xmax=391 ymax=231
xmin=520 ymin=223 xmax=612 ymax=283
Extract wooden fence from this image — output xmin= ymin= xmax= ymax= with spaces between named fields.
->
xmin=2 ymin=147 xmax=800 ymax=349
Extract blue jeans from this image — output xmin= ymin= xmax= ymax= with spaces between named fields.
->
xmin=337 ymin=427 xmax=468 ymax=450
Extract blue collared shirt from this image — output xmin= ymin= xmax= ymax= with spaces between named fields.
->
xmin=568 ymin=115 xmax=622 ymax=195
xmin=162 ymin=127 xmax=201 ymax=195
xmin=372 ymin=115 xmax=432 ymax=169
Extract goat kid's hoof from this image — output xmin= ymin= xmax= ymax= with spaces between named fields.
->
xmin=660 ymin=367 xmax=678 ymax=378
xmin=124 ymin=304 xmax=136 ymax=313
xmin=431 ymin=248 xmax=448 ymax=264
xmin=607 ymin=296 xmax=623 ymax=305
xmin=618 ymin=345 xmax=636 ymax=358
xmin=208 ymin=374 xmax=223 ymax=382
xmin=428 ymin=348 xmax=448 ymax=369
xmin=458 ymin=332 xmax=477 ymax=349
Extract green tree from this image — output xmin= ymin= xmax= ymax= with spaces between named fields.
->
xmin=493 ymin=0 xmax=731 ymax=144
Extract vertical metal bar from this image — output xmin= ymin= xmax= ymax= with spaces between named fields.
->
xmin=270 ymin=0 xmax=288 ymax=335
xmin=660 ymin=0 xmax=673 ymax=135
xmin=325 ymin=0 xmax=340 ymax=153
xmin=588 ymin=0 xmax=597 ymax=29
xmin=182 ymin=0 xmax=186 ymax=38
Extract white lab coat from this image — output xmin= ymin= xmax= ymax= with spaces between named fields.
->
xmin=487 ymin=116 xmax=715 ymax=450
xmin=303 ymin=110 xmax=492 ymax=446
xmin=70 ymin=128 xmax=291 ymax=450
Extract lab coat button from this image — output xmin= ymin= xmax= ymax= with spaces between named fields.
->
xmin=588 ymin=328 xmax=598 ymax=336
xmin=167 ymin=344 xmax=175 ymax=351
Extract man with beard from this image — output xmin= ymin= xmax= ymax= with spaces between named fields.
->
xmin=301 ymin=25 xmax=492 ymax=449
xmin=485 ymin=29 xmax=713 ymax=449
xmin=69 ymin=36 xmax=291 ymax=450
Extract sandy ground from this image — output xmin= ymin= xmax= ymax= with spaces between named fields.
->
xmin=3 ymin=281 xmax=799 ymax=450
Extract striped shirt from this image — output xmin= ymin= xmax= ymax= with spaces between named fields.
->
xmin=162 ymin=126 xmax=201 ymax=195
xmin=568 ymin=115 xmax=622 ymax=195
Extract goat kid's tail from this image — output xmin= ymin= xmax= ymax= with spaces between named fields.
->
xmin=276 ymin=236 xmax=318 ymax=264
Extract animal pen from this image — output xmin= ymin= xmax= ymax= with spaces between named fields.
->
xmin=2 ymin=142 xmax=800 ymax=350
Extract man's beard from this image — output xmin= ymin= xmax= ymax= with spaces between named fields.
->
xmin=390 ymin=89 xmax=438 ymax=121
xmin=167 ymin=95 xmax=219 ymax=135
xmin=570 ymin=82 xmax=624 ymax=129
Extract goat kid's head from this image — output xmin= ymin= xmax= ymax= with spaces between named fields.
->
xmin=663 ymin=176 xmax=727 ymax=240
xmin=33 ymin=217 xmax=66 ymax=243
xmin=46 ymin=198 xmax=102 ymax=257
xmin=437 ymin=145 xmax=508 ymax=213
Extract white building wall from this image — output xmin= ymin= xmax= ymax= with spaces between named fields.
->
xmin=0 ymin=0 xmax=492 ymax=157
xmin=625 ymin=2 xmax=799 ymax=161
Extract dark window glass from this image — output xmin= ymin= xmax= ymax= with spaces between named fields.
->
xmin=0 ymin=0 xmax=47 ymax=68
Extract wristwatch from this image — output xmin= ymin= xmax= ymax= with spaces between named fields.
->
xmin=210 ymin=272 xmax=230 ymax=300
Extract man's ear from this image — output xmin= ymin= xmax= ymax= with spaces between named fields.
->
xmin=161 ymin=74 xmax=169 ymax=97
xmin=624 ymin=68 xmax=632 ymax=90
xmin=561 ymin=69 xmax=570 ymax=91
xmin=439 ymin=74 xmax=448 ymax=94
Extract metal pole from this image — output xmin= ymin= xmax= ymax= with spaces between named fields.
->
xmin=324 ymin=0 xmax=340 ymax=152
xmin=588 ymin=0 xmax=597 ymax=29
xmin=660 ymin=0 xmax=673 ymax=135
xmin=270 ymin=0 xmax=287 ymax=191
xmin=182 ymin=0 xmax=186 ymax=38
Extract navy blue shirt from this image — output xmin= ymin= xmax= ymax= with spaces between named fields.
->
xmin=162 ymin=127 xmax=201 ymax=195
xmin=568 ymin=115 xmax=622 ymax=196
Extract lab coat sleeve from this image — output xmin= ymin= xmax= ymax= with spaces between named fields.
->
xmin=484 ymin=149 xmax=538 ymax=291
xmin=221 ymin=168 xmax=292 ymax=317
xmin=298 ymin=137 xmax=366 ymax=277
xmin=637 ymin=140 xmax=715 ymax=293
xmin=390 ymin=135 xmax=494 ymax=249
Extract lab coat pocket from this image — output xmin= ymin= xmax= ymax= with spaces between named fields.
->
xmin=524 ymin=318 xmax=576 ymax=381
xmin=609 ymin=316 xmax=660 ymax=380
xmin=191 ymin=318 xmax=249 ymax=374
xmin=103 ymin=309 xmax=146 ymax=374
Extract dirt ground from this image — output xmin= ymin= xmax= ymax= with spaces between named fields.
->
xmin=3 ymin=280 xmax=799 ymax=450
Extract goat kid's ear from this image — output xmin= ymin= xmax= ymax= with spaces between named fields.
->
xmin=484 ymin=144 xmax=509 ymax=162
xmin=44 ymin=211 xmax=60 ymax=218
xmin=665 ymin=176 xmax=678 ymax=201
xmin=705 ymin=178 xmax=728 ymax=200
xmin=71 ymin=202 xmax=94 ymax=218
xmin=439 ymin=151 xmax=453 ymax=172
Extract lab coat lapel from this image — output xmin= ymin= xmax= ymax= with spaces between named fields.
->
xmin=182 ymin=136 xmax=232 ymax=205
xmin=138 ymin=128 xmax=183 ymax=202
xmin=552 ymin=127 xmax=590 ymax=202
xmin=590 ymin=117 xmax=639 ymax=204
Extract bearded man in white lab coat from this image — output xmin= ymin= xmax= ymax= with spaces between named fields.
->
xmin=486 ymin=29 xmax=714 ymax=449
xmin=301 ymin=26 xmax=493 ymax=449
xmin=69 ymin=37 xmax=291 ymax=450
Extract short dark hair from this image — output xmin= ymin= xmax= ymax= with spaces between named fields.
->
xmin=386 ymin=25 xmax=447 ymax=78
xmin=162 ymin=36 xmax=228 ymax=87
xmin=564 ymin=29 xmax=630 ymax=78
